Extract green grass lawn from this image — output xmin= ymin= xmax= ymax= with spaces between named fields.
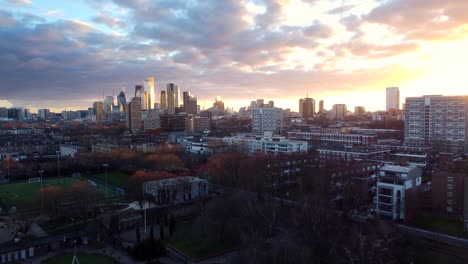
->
xmin=43 ymin=253 xmax=115 ymax=264
xmin=410 ymin=215 xmax=468 ymax=238
xmin=0 ymin=177 xmax=80 ymax=209
xmin=168 ymin=220 xmax=239 ymax=260
xmin=0 ymin=176 xmax=122 ymax=211
xmin=92 ymin=171 xmax=131 ymax=188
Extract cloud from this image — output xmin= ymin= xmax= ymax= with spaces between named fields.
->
xmin=5 ymin=0 xmax=32 ymax=6
xmin=0 ymin=99 xmax=13 ymax=108
xmin=93 ymin=13 xmax=125 ymax=28
xmin=366 ymin=0 xmax=468 ymax=40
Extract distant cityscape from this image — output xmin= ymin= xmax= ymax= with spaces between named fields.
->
xmin=2 ymin=81 xmax=468 ymax=262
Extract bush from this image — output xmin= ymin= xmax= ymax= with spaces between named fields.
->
xmin=131 ymin=238 xmax=166 ymax=261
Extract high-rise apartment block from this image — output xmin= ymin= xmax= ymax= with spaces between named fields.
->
xmin=318 ymin=100 xmax=324 ymax=113
xmin=38 ymin=109 xmax=50 ymax=120
xmin=252 ymin=107 xmax=283 ymax=135
xmin=354 ymin=106 xmax=366 ymax=116
xmin=167 ymin=83 xmax=180 ymax=114
xmin=404 ymin=95 xmax=468 ymax=154
xmin=331 ymin=104 xmax=347 ymax=121
xmin=386 ymin=87 xmax=400 ymax=111
xmin=126 ymin=97 xmax=142 ymax=133
xmin=183 ymin=91 xmax=198 ymax=114
xmin=0 ymin=107 xmax=7 ymax=118
xmin=299 ymin=97 xmax=315 ymax=118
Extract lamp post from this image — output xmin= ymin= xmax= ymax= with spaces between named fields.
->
xmin=56 ymin=151 xmax=60 ymax=178
xmin=38 ymin=169 xmax=44 ymax=208
xmin=102 ymin=163 xmax=109 ymax=197
xmin=6 ymin=142 xmax=10 ymax=181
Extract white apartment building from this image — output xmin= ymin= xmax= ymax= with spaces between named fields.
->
xmin=375 ymin=165 xmax=422 ymax=221
xmin=252 ymin=107 xmax=283 ymax=135
xmin=222 ymin=132 xmax=307 ymax=154
xmin=404 ymin=95 xmax=468 ymax=154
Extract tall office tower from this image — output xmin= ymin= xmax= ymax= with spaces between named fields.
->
xmin=183 ymin=91 xmax=198 ymax=114
xmin=117 ymin=91 xmax=127 ymax=112
xmin=252 ymin=107 xmax=283 ymax=135
xmin=331 ymin=104 xmax=347 ymax=121
xmin=23 ymin=109 xmax=30 ymax=120
xmin=160 ymin=91 xmax=167 ymax=110
xmin=212 ymin=97 xmax=225 ymax=114
xmin=250 ymin=101 xmax=257 ymax=109
xmin=404 ymin=95 xmax=468 ymax=154
xmin=268 ymin=101 xmax=274 ymax=108
xmin=0 ymin=107 xmax=7 ymax=118
xmin=299 ymin=97 xmax=315 ymax=118
xmin=38 ymin=109 xmax=50 ymax=120
xmin=104 ymin=96 xmax=114 ymax=113
xmin=126 ymin=97 xmax=142 ymax=133
xmin=135 ymin=85 xmax=144 ymax=97
xmin=135 ymin=85 xmax=144 ymax=108
xmin=256 ymin=99 xmax=265 ymax=108
xmin=386 ymin=87 xmax=400 ymax=112
xmin=8 ymin=108 xmax=20 ymax=120
xmin=183 ymin=91 xmax=191 ymax=113
xmin=167 ymin=83 xmax=180 ymax=114
xmin=93 ymin=102 xmax=104 ymax=122
xmin=354 ymin=106 xmax=366 ymax=116
xmin=189 ymin=97 xmax=198 ymax=114
xmin=319 ymin=100 xmax=324 ymax=113
xmin=144 ymin=77 xmax=155 ymax=110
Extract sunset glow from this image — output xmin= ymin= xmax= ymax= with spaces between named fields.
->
xmin=1 ymin=0 xmax=468 ymax=112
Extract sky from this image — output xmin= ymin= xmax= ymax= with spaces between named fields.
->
xmin=1 ymin=0 xmax=468 ymax=112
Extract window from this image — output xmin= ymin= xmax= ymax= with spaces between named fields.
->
xmin=448 ymin=176 xmax=454 ymax=183
xmin=447 ymin=191 xmax=453 ymax=197
xmin=447 ymin=184 xmax=453 ymax=190
xmin=447 ymin=199 xmax=453 ymax=205
xmin=447 ymin=207 xmax=453 ymax=213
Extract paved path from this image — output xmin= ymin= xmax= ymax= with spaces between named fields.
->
xmin=26 ymin=244 xmax=141 ymax=264
xmin=27 ymin=223 xmax=47 ymax=238
xmin=398 ymin=224 xmax=468 ymax=248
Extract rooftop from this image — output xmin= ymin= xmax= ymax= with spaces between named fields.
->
xmin=380 ymin=164 xmax=415 ymax=173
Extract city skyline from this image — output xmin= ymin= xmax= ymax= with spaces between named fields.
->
xmin=1 ymin=1 xmax=468 ymax=112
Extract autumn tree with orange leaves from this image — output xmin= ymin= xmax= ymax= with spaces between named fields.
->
xmin=41 ymin=186 xmax=65 ymax=217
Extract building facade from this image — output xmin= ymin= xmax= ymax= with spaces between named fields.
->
xmin=331 ymin=104 xmax=347 ymax=121
xmin=143 ymin=77 xmax=155 ymax=110
xmin=252 ymin=107 xmax=283 ymax=135
xmin=404 ymin=95 xmax=468 ymax=154
xmin=299 ymin=97 xmax=315 ymax=118
xmin=222 ymin=132 xmax=308 ymax=154
xmin=167 ymin=83 xmax=180 ymax=114
xmin=386 ymin=87 xmax=400 ymax=111
xmin=126 ymin=97 xmax=142 ymax=133
xmin=375 ymin=165 xmax=422 ymax=221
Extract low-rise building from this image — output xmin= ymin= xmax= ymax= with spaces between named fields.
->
xmin=222 ymin=132 xmax=308 ymax=154
xmin=143 ymin=176 xmax=209 ymax=205
xmin=375 ymin=165 xmax=422 ymax=221
xmin=59 ymin=145 xmax=87 ymax=158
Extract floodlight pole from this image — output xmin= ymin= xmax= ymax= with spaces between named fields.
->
xmin=102 ymin=164 xmax=109 ymax=197
xmin=39 ymin=169 xmax=44 ymax=209
xmin=6 ymin=142 xmax=10 ymax=181
xmin=56 ymin=151 xmax=60 ymax=178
